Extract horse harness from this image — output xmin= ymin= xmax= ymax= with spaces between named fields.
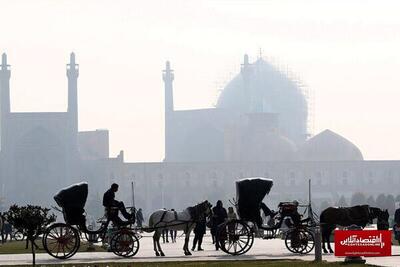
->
xmin=159 ymin=209 xmax=178 ymax=223
xmin=153 ymin=209 xmax=195 ymax=232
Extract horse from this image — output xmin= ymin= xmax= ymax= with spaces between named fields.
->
xmin=146 ymin=200 xmax=212 ymax=256
xmin=320 ymin=205 xmax=389 ymax=253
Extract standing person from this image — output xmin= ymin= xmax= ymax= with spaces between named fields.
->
xmin=170 ymin=209 xmax=177 ymax=243
xmin=162 ymin=228 xmax=169 ymax=243
xmin=227 ymin=207 xmax=237 ymax=221
xmin=170 ymin=229 xmax=177 ymax=243
xmin=136 ymin=208 xmax=144 ymax=229
xmin=161 ymin=208 xmax=169 ymax=243
xmin=0 ymin=212 xmax=4 ymax=243
xmin=192 ymin=216 xmax=206 ymax=251
xmin=227 ymin=207 xmax=237 ymax=234
xmin=212 ymin=200 xmax=227 ymax=250
xmin=3 ymin=220 xmax=12 ymax=242
xmin=394 ymin=205 xmax=400 ymax=245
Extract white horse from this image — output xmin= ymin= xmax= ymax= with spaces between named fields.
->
xmin=146 ymin=200 xmax=212 ymax=256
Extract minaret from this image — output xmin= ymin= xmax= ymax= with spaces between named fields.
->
xmin=163 ymin=61 xmax=174 ymax=113
xmin=162 ymin=61 xmax=174 ymax=161
xmin=0 ymin=53 xmax=11 ymax=151
xmin=67 ymin=52 xmax=79 ymax=132
xmin=66 ymin=52 xmax=79 ymax=149
xmin=240 ymin=54 xmax=253 ymax=112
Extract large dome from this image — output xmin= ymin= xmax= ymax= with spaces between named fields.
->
xmin=296 ymin=129 xmax=364 ymax=161
xmin=216 ymin=56 xmax=308 ymax=145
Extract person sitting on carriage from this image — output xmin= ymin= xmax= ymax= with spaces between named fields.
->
xmin=260 ymin=202 xmax=277 ymax=219
xmin=103 ymin=183 xmax=135 ymax=225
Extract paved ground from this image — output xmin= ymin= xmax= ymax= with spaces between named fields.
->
xmin=0 ymin=233 xmax=399 ymax=266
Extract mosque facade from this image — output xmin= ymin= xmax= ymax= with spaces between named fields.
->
xmin=0 ymin=53 xmax=399 ymax=214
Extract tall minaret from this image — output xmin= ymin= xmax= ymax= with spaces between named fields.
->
xmin=241 ymin=54 xmax=253 ymax=112
xmin=66 ymin=52 xmax=79 ymax=149
xmin=0 ymin=53 xmax=11 ymax=151
xmin=162 ymin=61 xmax=174 ymax=161
xmin=67 ymin=52 xmax=78 ymax=130
xmin=163 ymin=61 xmax=174 ymax=113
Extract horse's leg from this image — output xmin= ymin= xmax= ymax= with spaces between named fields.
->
xmin=153 ymin=232 xmax=160 ymax=256
xmin=321 ymin=225 xmax=328 ymax=254
xmin=157 ymin=231 xmax=165 ymax=257
xmin=327 ymin=226 xmax=334 ymax=253
xmin=184 ymin=230 xmax=192 ymax=256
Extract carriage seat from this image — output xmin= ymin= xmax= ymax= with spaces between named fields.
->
xmin=278 ymin=202 xmax=301 ymax=226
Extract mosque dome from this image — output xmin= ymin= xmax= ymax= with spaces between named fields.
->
xmin=216 ymin=55 xmax=308 ymax=145
xmin=241 ymin=131 xmax=297 ymax=161
xmin=296 ymin=129 xmax=363 ymax=161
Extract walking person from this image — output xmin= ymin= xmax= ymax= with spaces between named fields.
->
xmin=212 ymin=200 xmax=227 ymax=250
xmin=192 ymin=216 xmax=206 ymax=251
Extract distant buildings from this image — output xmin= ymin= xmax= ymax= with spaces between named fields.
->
xmin=0 ymin=53 xmax=398 ymax=213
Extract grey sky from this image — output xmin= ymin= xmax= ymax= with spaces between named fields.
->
xmin=1 ymin=0 xmax=400 ymax=161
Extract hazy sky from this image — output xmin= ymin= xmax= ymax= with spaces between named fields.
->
xmin=1 ymin=0 xmax=400 ymax=162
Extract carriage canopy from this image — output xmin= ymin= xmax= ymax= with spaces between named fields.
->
xmin=236 ymin=177 xmax=273 ymax=221
xmin=54 ymin=182 xmax=88 ymax=225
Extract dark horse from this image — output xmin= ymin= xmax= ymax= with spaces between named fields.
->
xmin=320 ymin=205 xmax=389 ymax=253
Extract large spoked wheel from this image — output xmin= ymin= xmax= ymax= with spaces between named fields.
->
xmin=110 ymin=229 xmax=140 ymax=258
xmin=285 ymin=228 xmax=314 ymax=254
xmin=42 ymin=223 xmax=80 ymax=259
xmin=218 ymin=220 xmax=254 ymax=256
xmin=297 ymin=229 xmax=315 ymax=254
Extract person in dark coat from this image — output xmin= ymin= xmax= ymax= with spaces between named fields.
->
xmin=2 ymin=220 xmax=12 ymax=242
xmin=212 ymin=200 xmax=227 ymax=250
xmin=170 ymin=209 xmax=177 ymax=243
xmin=192 ymin=216 xmax=206 ymax=251
xmin=103 ymin=183 xmax=134 ymax=225
xmin=394 ymin=206 xmax=400 ymax=244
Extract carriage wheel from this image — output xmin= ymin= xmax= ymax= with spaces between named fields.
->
xmin=284 ymin=228 xmax=314 ymax=254
xmin=218 ymin=220 xmax=254 ymax=256
xmin=42 ymin=223 xmax=80 ymax=259
xmin=13 ymin=231 xmax=25 ymax=241
xmin=110 ymin=230 xmax=140 ymax=258
xmin=298 ymin=229 xmax=315 ymax=254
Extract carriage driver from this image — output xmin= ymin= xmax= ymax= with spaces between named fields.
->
xmin=103 ymin=183 xmax=134 ymax=223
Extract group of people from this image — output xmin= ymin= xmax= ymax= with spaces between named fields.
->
xmin=192 ymin=200 xmax=237 ymax=251
xmin=102 ymin=184 xmax=239 ymax=251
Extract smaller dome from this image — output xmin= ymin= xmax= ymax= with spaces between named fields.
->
xmin=297 ymin=129 xmax=363 ymax=161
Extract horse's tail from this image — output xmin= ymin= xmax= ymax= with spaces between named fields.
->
xmin=141 ymin=214 xmax=155 ymax=233
xmin=319 ymin=208 xmax=330 ymax=230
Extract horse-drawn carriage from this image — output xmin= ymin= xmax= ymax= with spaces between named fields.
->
xmin=217 ymin=177 xmax=316 ymax=256
xmin=42 ymin=182 xmax=140 ymax=259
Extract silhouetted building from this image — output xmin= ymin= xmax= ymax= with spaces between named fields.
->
xmin=0 ymin=53 xmax=398 ymax=215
